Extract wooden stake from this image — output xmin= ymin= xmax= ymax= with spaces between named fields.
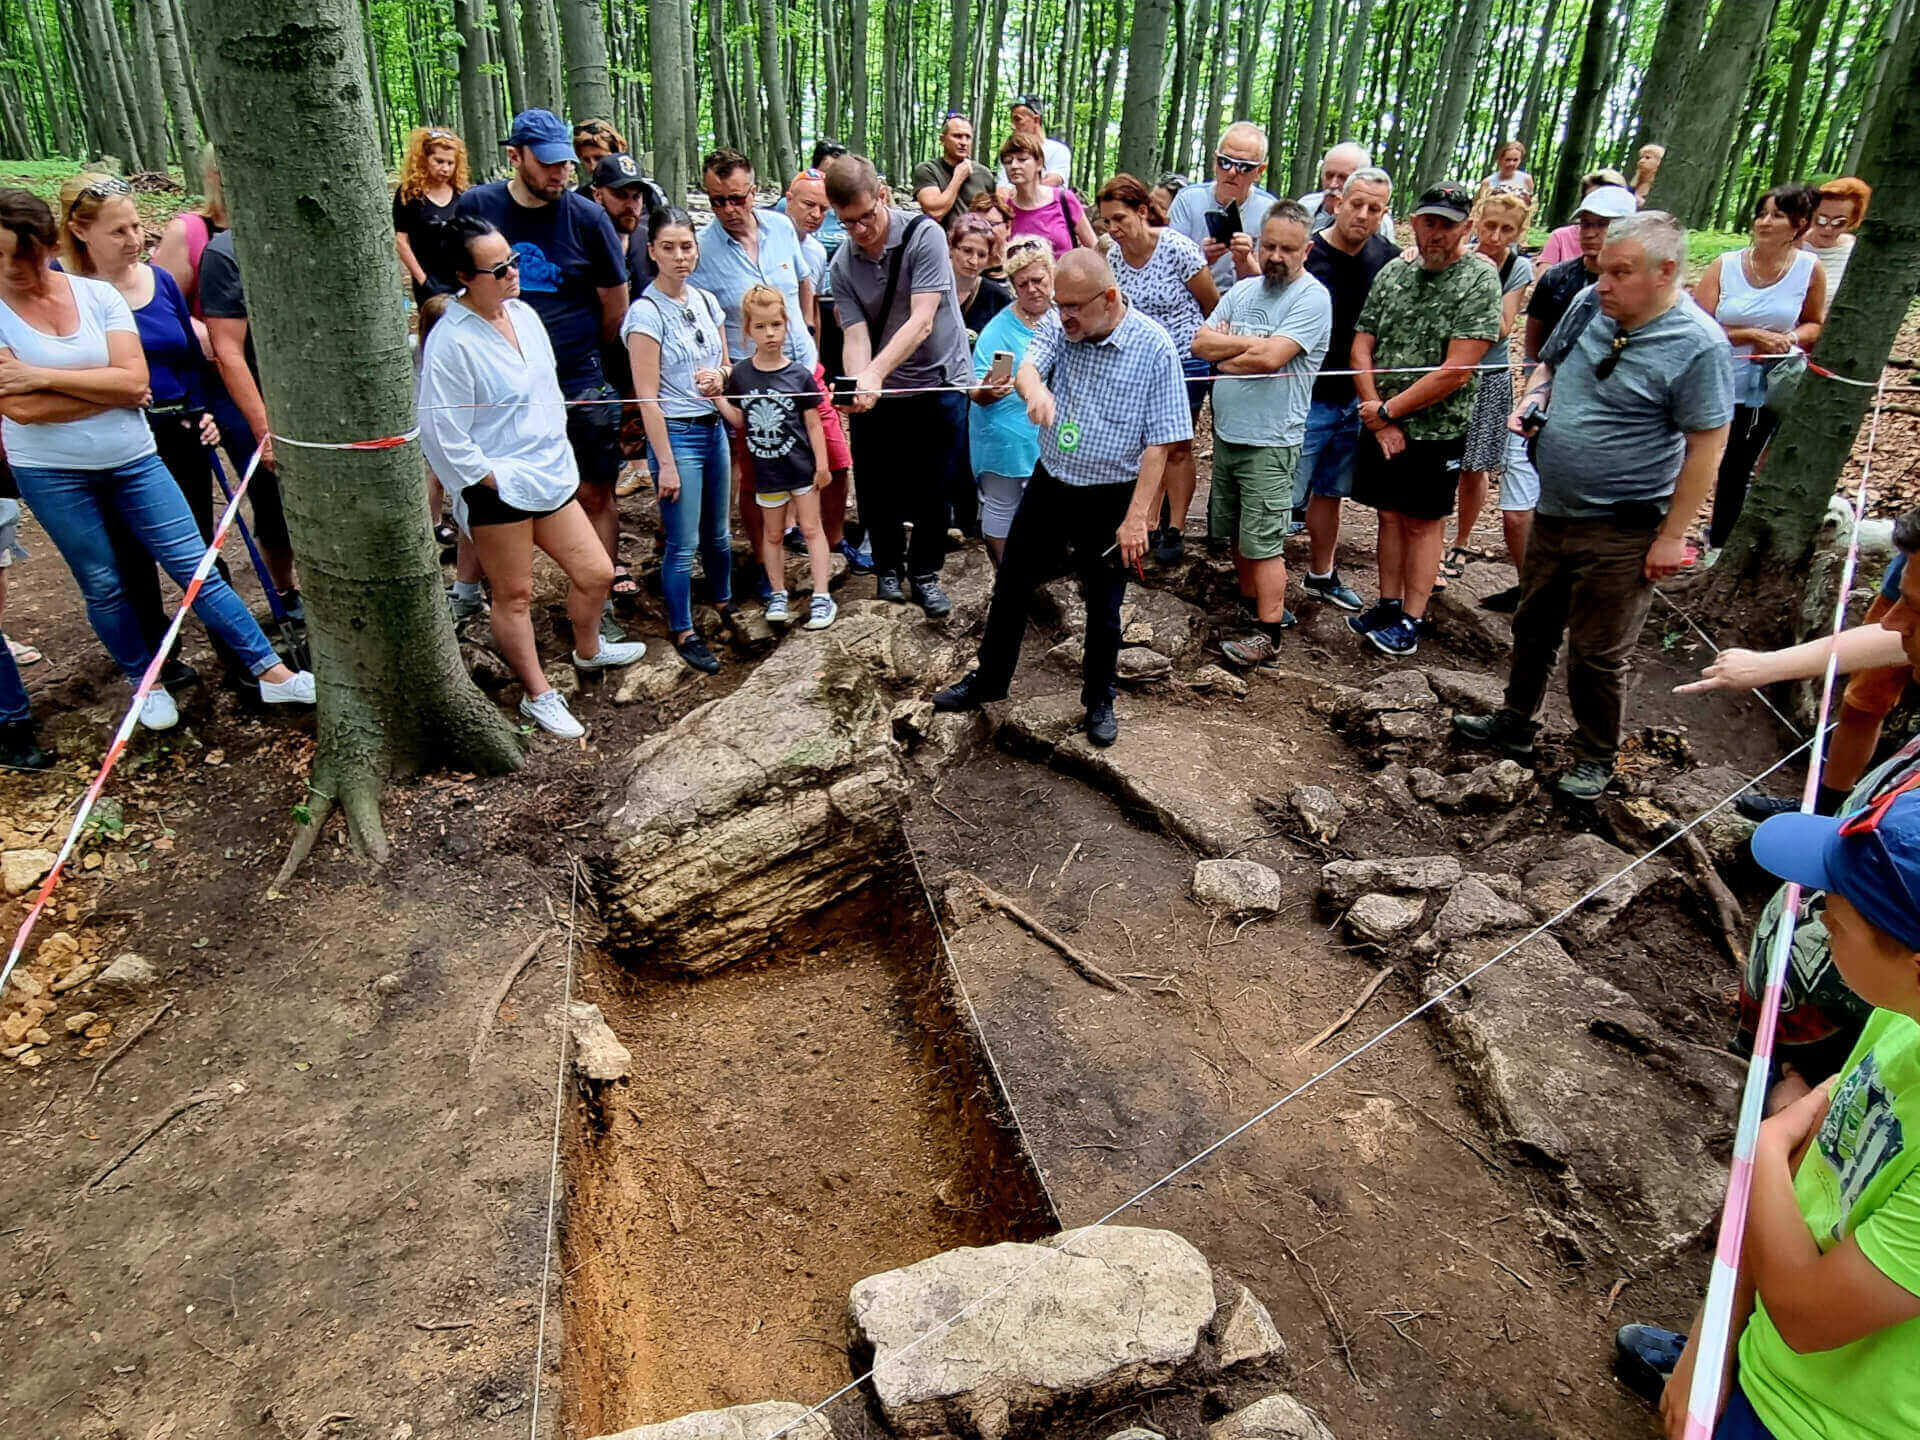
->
xmin=956 ymin=871 xmax=1135 ymax=995
xmin=1294 ymin=967 xmax=1394 ymax=1056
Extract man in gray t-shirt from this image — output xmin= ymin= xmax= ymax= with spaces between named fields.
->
xmin=1453 ymin=212 xmax=1733 ymax=801
xmin=824 ymin=154 xmax=975 ymax=611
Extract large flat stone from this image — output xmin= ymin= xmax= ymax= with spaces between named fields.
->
xmin=588 ymin=1402 xmax=833 ymax=1440
xmin=1424 ymin=934 xmax=1741 ymax=1257
xmin=848 ymin=1226 xmax=1218 ymax=1439
xmin=1207 ymin=1395 xmax=1336 ymax=1440
xmin=1524 ymin=833 xmax=1670 ymax=942
xmin=1319 ymin=855 xmax=1463 ymax=905
xmin=1428 ymin=560 xmax=1517 ymax=657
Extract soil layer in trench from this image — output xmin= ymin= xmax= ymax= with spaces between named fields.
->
xmin=561 ymin=878 xmax=1055 ymax=1437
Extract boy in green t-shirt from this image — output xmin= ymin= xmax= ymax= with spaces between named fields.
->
xmin=1620 ymin=787 xmax=1920 ymax=1437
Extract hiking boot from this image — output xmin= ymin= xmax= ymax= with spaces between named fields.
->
xmin=875 ymin=570 xmax=906 ymax=603
xmin=0 ymin=720 xmax=52 ymax=771
xmin=1480 ymin=583 xmax=1523 ymax=613
xmin=910 ymin=573 xmax=952 ymax=618
xmin=1734 ymin=792 xmax=1800 ymax=821
xmin=673 ymin=632 xmax=721 ymax=674
xmin=1365 ymin=615 xmax=1419 ymax=657
xmin=931 ymin=671 xmax=1007 ymax=713
xmin=520 ymin=689 xmax=584 ymax=738
xmin=836 ymin=538 xmax=875 ymax=573
xmin=1220 ymin=630 xmax=1281 ymax=669
xmin=1152 ymin=526 xmax=1185 ymax=565
xmin=1085 ymin=701 xmax=1119 ymax=747
xmin=1304 ymin=571 xmax=1364 ymax=612
xmin=1556 ymin=758 xmax=1614 ymax=801
xmin=598 ymin=611 xmax=627 ymax=644
xmin=765 ymin=590 xmax=791 ymax=625
xmin=1450 ymin=710 xmax=1537 ymax=762
xmin=1613 ymin=1324 xmax=1686 ymax=1406
xmin=1346 ymin=600 xmax=1396 ymax=635
xmin=806 ymin=594 xmax=838 ymax=630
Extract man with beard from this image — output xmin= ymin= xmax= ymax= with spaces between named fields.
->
xmin=1190 ymin=202 xmax=1332 ymax=668
xmin=590 ymin=152 xmax=662 ymax=396
xmin=931 ymin=251 xmax=1189 ymax=747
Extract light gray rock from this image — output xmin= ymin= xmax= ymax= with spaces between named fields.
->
xmin=1371 ymin=763 xmax=1420 ymax=815
xmin=1288 ymin=785 xmax=1345 ymax=843
xmin=1428 ymin=559 xmax=1517 ymax=657
xmin=1345 ymin=892 xmax=1426 ymax=942
xmin=1116 ymin=647 xmax=1174 ymax=684
xmin=94 ymin=952 xmax=158 ymax=996
xmin=849 ymin=1226 xmax=1217 ymax=1440
xmin=1118 ymin=589 xmax=1207 ymax=663
xmin=1429 ymin=876 xmax=1533 ymax=942
xmin=1103 ymin=1430 xmax=1166 ymax=1440
xmin=614 ymin=648 xmax=699 ymax=706
xmin=1319 ymin=855 xmax=1463 ymax=905
xmin=587 ymin=1401 xmax=833 ymax=1440
xmin=1189 ymin=664 xmax=1248 ymax=699
xmin=915 ymin=711 xmax=991 ymax=773
xmin=1003 ymin=692 xmax=1087 ymax=749
xmin=1 ymin=848 xmax=55 ymax=897
xmin=1422 ymin=667 xmax=1506 ymax=713
xmin=1212 ymin=1285 xmax=1287 ymax=1368
xmin=1408 ymin=759 xmax=1535 ymax=811
xmin=1038 ymin=577 xmax=1089 ymax=638
xmin=567 ymin=1002 xmax=631 ymax=1084
xmin=1047 ymin=638 xmax=1085 ymax=674
xmin=1524 ymin=833 xmax=1670 ymax=941
xmin=1207 ymin=1395 xmax=1336 ymax=1440
xmin=1651 ymin=766 xmax=1760 ymax=867
xmin=1352 ymin=671 xmax=1436 ymax=716
xmin=1376 ymin=709 xmax=1439 ymax=742
xmin=1193 ymin=859 xmax=1286 ymax=915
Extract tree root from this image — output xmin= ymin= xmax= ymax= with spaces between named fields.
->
xmin=269 ymin=766 xmax=391 ymax=895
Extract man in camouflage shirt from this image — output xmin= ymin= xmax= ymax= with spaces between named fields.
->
xmin=1346 ymin=182 xmax=1502 ymax=657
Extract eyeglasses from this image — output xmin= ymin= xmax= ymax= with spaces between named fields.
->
xmin=67 ymin=176 xmax=132 ymax=216
xmin=476 ymin=257 xmax=519 ymax=281
xmin=1812 ymin=215 xmax=1850 ymax=229
xmin=709 ymin=192 xmax=754 ymax=209
xmin=1215 ymin=154 xmax=1260 ymax=175
xmin=842 ymin=202 xmax=884 ymax=231
xmin=1593 ymin=332 xmax=1628 ymax=381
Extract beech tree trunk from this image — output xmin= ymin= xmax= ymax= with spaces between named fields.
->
xmin=1645 ymin=0 xmax=1777 ymax=226
xmin=754 ymin=0 xmax=797 ymax=180
xmin=1516 ymin=0 xmax=1566 ymax=167
xmin=1232 ymin=0 xmax=1270 ymax=126
xmin=1545 ymin=0 xmax=1611 ymax=223
xmin=101 ymin=0 xmax=157 ymax=169
xmin=74 ymin=0 xmax=139 ymax=167
xmin=455 ymin=0 xmax=494 ymax=167
xmin=1289 ymin=0 xmax=1329 ymax=192
xmin=148 ymin=0 xmax=204 ymax=191
xmin=558 ymin=0 xmax=615 ymax=122
xmin=520 ymin=0 xmax=564 ymax=112
xmin=1845 ymin=0 xmax=1912 ymax=175
xmin=129 ymin=0 xmax=171 ymax=169
xmin=1117 ymin=0 xmax=1172 ymax=180
xmin=651 ymin=0 xmax=691 ymax=199
xmin=850 ymin=0 xmax=869 ymax=152
xmin=1329 ymin=0 xmax=1378 ymax=148
xmin=1266 ymin=0 xmax=1298 ymax=180
xmin=493 ymin=0 xmax=529 ymax=121
xmin=1413 ymin=0 xmax=1492 ymax=191
xmin=20 ymin=0 xmax=74 ymax=157
xmin=179 ymin=0 xmax=523 ymax=866
xmin=1632 ymin=0 xmax=1707 ymax=156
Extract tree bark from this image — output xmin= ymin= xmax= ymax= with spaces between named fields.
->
xmin=850 ymin=0 xmax=869 ymax=152
xmin=130 ymin=0 xmax=172 ymax=169
xmin=1645 ymin=0 xmax=1777 ymax=226
xmin=710 ymin=0 xmax=740 ymax=149
xmin=149 ymin=0 xmax=204 ymax=190
xmin=1158 ymin=0 xmax=1187 ymax=171
xmin=1231 ymin=0 xmax=1270 ymax=126
xmin=103 ymin=0 xmax=159 ymax=169
xmin=1712 ymin=10 xmax=1920 ymax=638
xmin=519 ymin=0 xmax=563 ymax=111
xmin=20 ymin=0 xmax=74 ymax=157
xmin=1200 ymin=0 xmax=1232 ymax=165
xmin=1118 ymin=0 xmax=1171 ymax=180
xmin=167 ymin=0 xmax=209 ymax=137
xmin=755 ymin=0 xmax=797 ymax=178
xmin=1173 ymin=0 xmax=1208 ymax=171
xmin=454 ymin=0 xmax=495 ymax=169
xmin=1846 ymin=0 xmax=1913 ymax=175
xmin=651 ymin=0 xmax=691 ymax=199
xmin=946 ymin=0 xmax=970 ymax=112
xmin=1794 ymin=0 xmax=1847 ymax=176
xmin=1266 ymin=0 xmax=1298 ymax=180
xmin=558 ymin=0 xmax=614 ymax=122
xmin=819 ymin=0 xmax=842 ymax=140
xmin=73 ymin=0 xmax=140 ymax=167
xmin=1544 ymin=0 xmax=1611 ymax=222
xmin=492 ymin=0 xmax=529 ymax=121
xmin=1632 ymin=0 xmax=1707 ymax=156
xmin=1328 ymin=0 xmax=1378 ymax=148
xmin=1288 ymin=0 xmax=1330 ymax=192
xmin=736 ymin=0 xmax=768 ymax=173
xmin=1413 ymin=0 xmax=1492 ymax=192
xmin=1092 ymin=0 xmax=1127 ymax=180
xmin=1515 ymin=0 xmax=1565 ymax=167
xmin=179 ymin=0 xmax=524 ymax=865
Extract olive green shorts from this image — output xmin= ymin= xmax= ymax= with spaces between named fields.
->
xmin=1207 ymin=439 xmax=1299 ymax=561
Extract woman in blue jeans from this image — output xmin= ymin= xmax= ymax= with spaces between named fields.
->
xmin=624 ymin=206 xmax=732 ymax=674
xmin=0 ymin=189 xmax=313 ymax=732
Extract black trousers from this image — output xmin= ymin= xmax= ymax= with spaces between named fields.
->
xmin=976 ymin=468 xmax=1132 ymax=709
xmin=113 ymin=411 xmax=242 ymax=663
xmin=1708 ymin=403 xmax=1779 ymax=548
xmin=850 ymin=389 xmax=967 ymax=577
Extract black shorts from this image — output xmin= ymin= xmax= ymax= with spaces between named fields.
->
xmin=564 ymin=381 xmax=623 ymax=490
xmin=463 ymin=483 xmax=577 ymax=527
xmin=1351 ymin=430 xmax=1466 ymax=521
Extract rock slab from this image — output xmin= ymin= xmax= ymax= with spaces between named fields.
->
xmin=1 ymin=848 xmax=55 ymax=897
xmin=1207 ymin=1395 xmax=1337 ymax=1440
xmin=1524 ymin=833 xmax=1669 ymax=942
xmin=848 ymin=1226 xmax=1216 ymax=1439
xmin=587 ymin=1402 xmax=833 ymax=1440
xmin=1212 ymin=1285 xmax=1287 ymax=1369
xmin=1319 ymin=855 xmax=1462 ymax=905
xmin=1192 ymin=860 xmax=1286 ymax=915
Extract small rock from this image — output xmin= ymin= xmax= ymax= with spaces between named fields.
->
xmin=1122 ymin=620 xmax=1155 ymax=645
xmin=1213 ymin=1285 xmax=1287 ymax=1368
xmin=1650 ymin=766 xmax=1760 ymax=866
xmin=1 ymin=1012 xmax=31 ymax=1044
xmin=1408 ymin=760 xmax=1535 ymax=812
xmin=1345 ymin=892 xmax=1426 ymax=942
xmin=613 ymin=651 xmax=697 ymax=706
xmin=37 ymin=932 xmax=79 ymax=964
xmin=15 ymin=1050 xmax=40 ymax=1068
xmin=1319 ymin=856 xmax=1463 ymax=905
xmin=585 ymin=1401 xmax=834 ymax=1440
xmin=1104 ymin=1431 xmax=1167 ymax=1440
xmin=1116 ymin=648 xmax=1173 ymax=684
xmin=6 ymin=969 xmax=43 ymax=1000
xmin=52 ymin=962 xmax=98 ymax=994
xmin=1207 ymin=1394 xmax=1336 ymax=1440
xmin=1189 ymin=664 xmax=1247 ymax=698
xmin=1 ymin=848 xmax=56 ymax=897
xmin=1371 ymin=764 xmax=1419 ymax=813
xmin=1375 ymin=709 xmax=1438 ymax=741
xmin=84 ymin=1020 xmax=112 ymax=1039
xmin=24 ymin=1027 xmax=50 ymax=1046
xmin=1002 ymin=693 xmax=1087 ymax=750
xmin=1421 ymin=667 xmax=1506 ymax=713
xmin=63 ymin=1011 xmax=99 ymax=1035
xmin=372 ymin=973 xmax=404 ymax=996
xmin=1429 ymin=877 xmax=1533 ymax=942
xmin=461 ymin=644 xmax=512 ymax=690
xmin=1192 ymin=859 xmax=1286 ymax=915
xmin=550 ymin=666 xmax=581 ymax=700
xmin=95 ymin=953 xmax=157 ymax=995
xmin=1287 ymin=786 xmax=1346 ymax=843
xmin=1 ymin=1040 xmax=27 ymax=1058
xmin=567 ymin=1001 xmax=631 ymax=1085
xmin=1045 ymin=638 xmax=1085 ymax=674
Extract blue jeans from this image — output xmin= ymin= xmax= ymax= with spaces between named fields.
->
xmin=15 ymin=451 xmax=281 ymax=681
xmin=0 ymin=629 xmax=25 ymax=723
xmin=1715 ymin=1385 xmax=1776 ymax=1439
xmin=649 ymin=417 xmax=732 ymax=632
xmin=1295 ymin=398 xmax=1360 ymax=508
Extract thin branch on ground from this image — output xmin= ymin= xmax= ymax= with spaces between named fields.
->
xmin=954 ymin=871 xmax=1134 ymax=994
xmin=83 ymin=1000 xmax=173 ymax=1100
xmin=1294 ymin=967 xmax=1394 ymax=1056
xmin=467 ymin=929 xmax=555 ymax=1074
xmin=81 ymin=1089 xmax=224 ymax=1193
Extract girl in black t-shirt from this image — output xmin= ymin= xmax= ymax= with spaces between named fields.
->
xmin=393 ymin=127 xmax=470 ymax=305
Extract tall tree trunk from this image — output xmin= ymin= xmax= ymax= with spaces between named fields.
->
xmin=947 ymin=0 xmax=970 ymax=112
xmin=73 ymin=0 xmax=140 ymax=167
xmin=149 ymin=0 xmax=204 ymax=190
xmin=1232 ymin=0 xmax=1271 ymax=125
xmin=1794 ymin=0 xmax=1847 ymax=176
xmin=1288 ymin=0 xmax=1329 ymax=192
xmin=982 ymin=0 xmax=1012 ymax=149
xmin=358 ymin=0 xmax=393 ymax=161
xmin=1845 ymin=0 xmax=1913 ymax=175
xmin=179 ymin=0 xmax=523 ymax=866
xmin=1544 ymin=0 xmax=1611 ymax=222
xmin=1328 ymin=0 xmax=1378 ymax=148
xmin=679 ymin=0 xmax=697 ymax=186
xmin=103 ymin=0 xmax=158 ymax=168
xmin=1159 ymin=0 xmax=1187 ymax=170
xmin=1413 ymin=0 xmax=1492 ymax=191
xmin=1174 ymin=0 xmax=1208 ymax=171
xmin=20 ymin=0 xmax=74 ymax=157
xmin=1632 ymin=0 xmax=1707 ymax=155
xmin=520 ymin=0 xmax=563 ymax=111
xmin=167 ymin=0 xmax=209 ymax=136
xmin=736 ymin=0 xmax=767 ymax=173
xmin=558 ymin=0 xmax=614 ymax=121
xmin=454 ymin=0 xmax=493 ymax=168
xmin=651 ymin=0 xmax=691 ymax=199
xmin=1770 ymin=0 xmax=1827 ymax=187
xmin=710 ymin=0 xmax=740 ymax=148
xmin=1117 ymin=0 xmax=1172 ymax=179
xmin=755 ymin=0 xmax=797 ymax=178
xmin=850 ymin=0 xmax=869 ymax=152
xmin=493 ymin=0 xmax=529 ymax=120
xmin=1266 ymin=0 xmax=1298 ymax=180
xmin=1092 ymin=0 xmax=1127 ymax=180
xmin=1200 ymin=0 xmax=1232 ymax=164
xmin=820 ymin=0 xmax=842 ymax=140
xmin=1646 ymin=0 xmax=1777 ymax=226
xmin=880 ymin=0 xmax=902 ymax=176
xmin=55 ymin=1 xmax=102 ymax=159
xmin=1516 ymin=0 xmax=1566 ymax=166
xmin=1713 ymin=9 xmax=1920 ymax=637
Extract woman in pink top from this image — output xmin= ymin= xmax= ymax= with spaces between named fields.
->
xmin=1000 ymin=132 xmax=1096 ymax=259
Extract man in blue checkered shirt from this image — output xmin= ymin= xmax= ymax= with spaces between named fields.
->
xmin=933 ymin=251 xmax=1192 ymax=747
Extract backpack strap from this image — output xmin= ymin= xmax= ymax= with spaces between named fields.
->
xmin=857 ymin=212 xmax=929 ymax=340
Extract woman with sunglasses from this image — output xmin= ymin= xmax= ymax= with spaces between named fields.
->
xmin=0 ymin=188 xmax=315 ymax=731
xmin=394 ymin=126 xmax=470 ymax=307
xmin=1000 ymin=132 xmax=1096 ymax=259
xmin=1803 ymin=177 xmax=1870 ymax=316
xmin=417 ymin=216 xmax=647 ymax=738
xmin=622 ymin=206 xmax=733 ymax=675
xmin=947 ymin=212 xmax=1011 ymax=347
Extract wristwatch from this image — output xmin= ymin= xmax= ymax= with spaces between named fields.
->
xmin=1379 ymin=399 xmax=1393 ymax=423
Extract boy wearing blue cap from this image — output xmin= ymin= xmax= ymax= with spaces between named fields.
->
xmin=1623 ymin=785 xmax=1920 ymax=1438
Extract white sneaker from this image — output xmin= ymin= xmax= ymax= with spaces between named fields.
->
xmin=766 ymin=590 xmax=791 ymax=624
xmin=806 ymin=594 xmax=837 ymax=630
xmin=259 ymin=670 xmax=317 ymax=705
xmin=137 ymin=687 xmax=178 ymax=731
xmin=519 ymin=689 xmax=584 ymax=738
xmin=571 ymin=639 xmax=647 ymax=670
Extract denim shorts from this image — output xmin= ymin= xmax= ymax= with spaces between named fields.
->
xmin=1181 ymin=353 xmax=1213 ymax=424
xmin=1298 ymin=399 xmax=1360 ymax=503
xmin=1499 ymin=429 xmax=1541 ymax=510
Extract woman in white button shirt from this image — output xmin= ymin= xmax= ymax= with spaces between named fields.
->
xmin=416 ymin=216 xmax=645 ymax=739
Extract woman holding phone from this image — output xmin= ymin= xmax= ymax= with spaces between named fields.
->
xmin=967 ymin=237 xmax=1054 ymax=564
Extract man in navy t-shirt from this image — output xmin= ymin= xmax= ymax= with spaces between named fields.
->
xmin=456 ymin=110 xmax=631 ymax=622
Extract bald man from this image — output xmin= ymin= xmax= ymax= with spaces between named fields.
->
xmin=933 ymin=252 xmax=1191 ymax=747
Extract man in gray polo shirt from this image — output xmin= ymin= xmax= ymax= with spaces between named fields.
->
xmin=1454 ymin=211 xmax=1733 ymax=800
xmin=932 ymin=251 xmax=1191 ymax=747
xmin=825 ymin=153 xmax=974 ymax=616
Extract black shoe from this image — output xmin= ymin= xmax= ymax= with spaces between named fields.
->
xmin=0 ymin=719 xmax=52 ymax=771
xmin=1480 ymin=584 xmax=1523 ymax=614
xmin=1734 ymin=792 xmax=1800 ymax=821
xmin=910 ymin=572 xmax=952 ymax=618
xmin=1085 ymin=701 xmax=1119 ymax=747
xmin=1451 ymin=710 xmax=1538 ymax=762
xmin=931 ymin=671 xmax=1006 ymax=713
xmin=875 ymin=570 xmax=906 ymax=603
xmin=275 ymin=588 xmax=305 ymax=623
xmin=1152 ymin=526 xmax=1185 ymax=565
xmin=1613 ymin=1324 xmax=1686 ymax=1406
xmin=160 ymin=657 xmax=201 ymax=692
xmin=1346 ymin=600 xmax=1396 ymax=635
xmin=673 ymin=632 xmax=721 ymax=674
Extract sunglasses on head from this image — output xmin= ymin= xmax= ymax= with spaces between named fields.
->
xmin=1215 ymin=154 xmax=1260 ymax=175
xmin=1593 ymin=332 xmax=1628 ymax=381
xmin=68 ymin=176 xmax=132 ymax=215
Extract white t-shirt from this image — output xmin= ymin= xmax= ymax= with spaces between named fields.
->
xmin=0 ymin=272 xmax=155 ymax=471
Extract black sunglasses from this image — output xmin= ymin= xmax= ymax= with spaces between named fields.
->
xmin=68 ymin=176 xmax=132 ymax=215
xmin=1215 ymin=154 xmax=1260 ymax=175
xmin=1594 ymin=332 xmax=1628 ymax=381
xmin=710 ymin=192 xmax=754 ymax=209
xmin=476 ymin=256 xmax=519 ymax=281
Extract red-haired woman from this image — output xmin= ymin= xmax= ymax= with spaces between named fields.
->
xmin=393 ymin=125 xmax=471 ymax=305
xmin=1804 ymin=176 xmax=1871 ymax=315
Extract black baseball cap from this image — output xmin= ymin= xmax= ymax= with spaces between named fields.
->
xmin=591 ymin=153 xmax=649 ymax=190
xmin=1010 ymin=94 xmax=1045 ymax=118
xmin=1410 ymin=182 xmax=1474 ymax=223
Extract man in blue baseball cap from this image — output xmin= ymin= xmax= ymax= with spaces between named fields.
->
xmin=1616 ymin=787 xmax=1920 ymax=1438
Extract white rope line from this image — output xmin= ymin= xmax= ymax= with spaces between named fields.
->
xmin=759 ymin=729 xmax=1822 ymax=1440
xmin=1653 ymin=588 xmax=1806 ymax=740
xmin=527 ymin=863 xmax=579 ymax=1439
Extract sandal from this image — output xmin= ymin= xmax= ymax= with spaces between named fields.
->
xmin=433 ymin=519 xmax=458 ymax=549
xmin=7 ymin=637 xmax=41 ymax=666
xmin=611 ymin=564 xmax=641 ymax=602
xmin=1439 ymin=546 xmax=1470 ymax=581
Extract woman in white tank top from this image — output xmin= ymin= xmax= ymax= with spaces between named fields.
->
xmin=1691 ymin=185 xmax=1826 ymax=551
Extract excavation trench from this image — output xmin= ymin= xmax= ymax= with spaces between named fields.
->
xmin=561 ymin=866 xmax=1057 ymax=1438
